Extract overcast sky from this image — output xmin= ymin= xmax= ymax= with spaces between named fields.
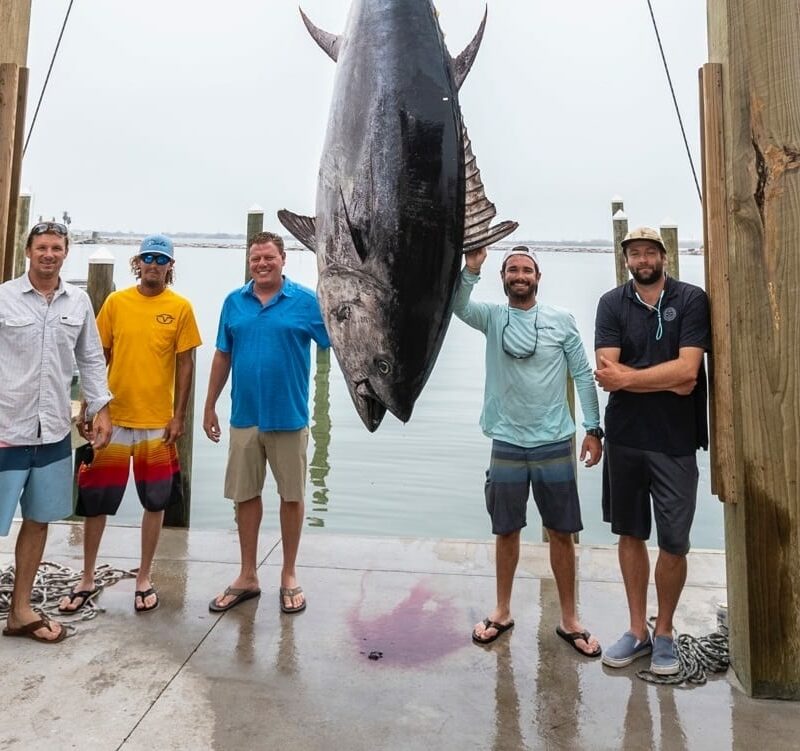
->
xmin=22 ymin=0 xmax=707 ymax=241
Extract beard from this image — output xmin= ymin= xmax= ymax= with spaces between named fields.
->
xmin=630 ymin=265 xmax=664 ymax=286
xmin=503 ymin=279 xmax=538 ymax=303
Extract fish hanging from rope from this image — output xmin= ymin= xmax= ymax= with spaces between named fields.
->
xmin=279 ymin=0 xmax=517 ymax=431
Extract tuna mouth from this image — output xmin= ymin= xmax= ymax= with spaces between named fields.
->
xmin=354 ymin=380 xmax=388 ymax=432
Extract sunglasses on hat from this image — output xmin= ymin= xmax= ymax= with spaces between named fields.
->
xmin=30 ymin=222 xmax=68 ymax=237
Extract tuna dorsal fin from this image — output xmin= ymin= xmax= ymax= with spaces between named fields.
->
xmin=451 ymin=6 xmax=487 ymax=89
xmin=299 ymin=8 xmax=340 ymax=62
xmin=277 ymin=209 xmax=317 ymax=253
xmin=460 ymin=120 xmax=519 ymax=253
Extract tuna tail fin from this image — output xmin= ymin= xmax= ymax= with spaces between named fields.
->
xmin=277 ymin=210 xmax=317 ymax=253
xmin=460 ymin=121 xmax=519 ymax=253
xmin=450 ymin=6 xmax=487 ymax=89
xmin=299 ymin=8 xmax=340 ymax=62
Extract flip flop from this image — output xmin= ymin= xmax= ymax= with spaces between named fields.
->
xmin=3 ymin=616 xmax=67 ymax=644
xmin=134 ymin=588 xmax=159 ymax=613
xmin=279 ymin=586 xmax=306 ymax=614
xmin=58 ymin=587 xmax=100 ymax=613
xmin=472 ymin=617 xmax=515 ymax=645
xmin=556 ymin=626 xmax=602 ymax=657
xmin=208 ymin=586 xmax=261 ymax=613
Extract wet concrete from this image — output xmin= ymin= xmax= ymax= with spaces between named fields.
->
xmin=0 ymin=522 xmax=798 ymax=750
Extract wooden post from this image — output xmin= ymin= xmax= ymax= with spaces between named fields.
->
xmin=166 ymin=352 xmax=195 ymax=528
xmin=245 ymin=204 xmax=264 ymax=282
xmin=707 ymin=0 xmax=800 ymax=699
xmin=612 ymin=208 xmax=629 ymax=287
xmin=0 ymin=1 xmax=32 ymax=66
xmin=659 ymin=220 xmax=680 ymax=280
xmin=86 ymin=248 xmax=115 ymax=315
xmin=12 ymin=189 xmax=29 ymax=278
xmin=0 ymin=0 xmax=31 ymax=283
xmin=0 ymin=63 xmax=20 ymax=282
xmin=3 ymin=66 xmax=26 ymax=282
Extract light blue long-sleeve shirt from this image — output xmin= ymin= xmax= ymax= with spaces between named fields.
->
xmin=452 ymin=268 xmax=600 ymax=448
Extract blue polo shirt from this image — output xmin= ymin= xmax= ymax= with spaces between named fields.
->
xmin=216 ymin=277 xmax=330 ymax=431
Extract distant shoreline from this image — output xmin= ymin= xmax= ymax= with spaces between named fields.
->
xmin=69 ymin=232 xmax=704 ymax=254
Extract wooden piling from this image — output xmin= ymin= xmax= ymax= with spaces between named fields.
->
xmin=166 ymin=352 xmax=195 ymax=528
xmin=12 ymin=190 xmax=29 ymax=278
xmin=659 ymin=221 xmax=680 ymax=280
xmin=244 ymin=205 xmax=264 ymax=282
xmin=86 ymin=248 xmax=115 ymax=315
xmin=612 ymin=206 xmax=629 ymax=287
xmin=707 ymin=0 xmax=800 ymax=699
xmin=3 ymin=66 xmax=26 ymax=283
xmin=0 ymin=63 xmax=20 ymax=283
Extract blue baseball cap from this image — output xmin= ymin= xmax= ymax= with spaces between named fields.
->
xmin=139 ymin=234 xmax=174 ymax=259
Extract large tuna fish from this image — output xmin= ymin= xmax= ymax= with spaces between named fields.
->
xmin=279 ymin=0 xmax=516 ymax=431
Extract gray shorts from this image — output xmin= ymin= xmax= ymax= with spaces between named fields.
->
xmin=484 ymin=439 xmax=583 ymax=536
xmin=602 ymin=441 xmax=698 ymax=555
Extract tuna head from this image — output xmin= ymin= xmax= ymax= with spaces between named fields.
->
xmin=318 ymin=263 xmax=414 ymax=432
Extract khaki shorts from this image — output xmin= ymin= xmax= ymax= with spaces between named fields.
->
xmin=224 ymin=426 xmax=308 ymax=503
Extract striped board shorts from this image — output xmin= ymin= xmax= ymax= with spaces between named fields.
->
xmin=76 ymin=425 xmax=182 ymax=517
xmin=484 ymin=438 xmax=583 ymax=536
xmin=0 ymin=435 xmax=73 ymax=535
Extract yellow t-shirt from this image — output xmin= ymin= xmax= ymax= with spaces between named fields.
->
xmin=97 ymin=286 xmax=202 ymax=428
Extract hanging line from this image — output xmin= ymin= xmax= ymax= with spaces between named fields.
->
xmin=23 ymin=0 xmax=76 ymax=157
xmin=645 ymin=0 xmax=703 ymax=203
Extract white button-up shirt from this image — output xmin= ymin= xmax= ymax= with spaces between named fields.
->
xmin=0 ymin=274 xmax=111 ymax=446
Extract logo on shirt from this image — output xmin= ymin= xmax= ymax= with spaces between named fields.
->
xmin=156 ymin=314 xmax=175 ymax=325
xmin=663 ymin=307 xmax=677 ymax=322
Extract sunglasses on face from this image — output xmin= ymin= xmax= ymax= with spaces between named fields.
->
xmin=139 ymin=253 xmax=171 ymax=265
xmin=30 ymin=222 xmax=68 ymax=237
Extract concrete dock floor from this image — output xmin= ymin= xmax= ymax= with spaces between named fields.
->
xmin=1 ymin=522 xmax=798 ymax=751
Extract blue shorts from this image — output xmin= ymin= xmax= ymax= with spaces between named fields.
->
xmin=0 ymin=435 xmax=73 ymax=535
xmin=484 ymin=439 xmax=583 ymax=536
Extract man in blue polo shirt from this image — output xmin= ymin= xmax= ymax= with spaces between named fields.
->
xmin=594 ymin=227 xmax=710 ymax=676
xmin=203 ymin=231 xmax=330 ymax=615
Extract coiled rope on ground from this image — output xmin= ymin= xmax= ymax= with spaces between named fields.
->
xmin=637 ymin=621 xmax=730 ymax=686
xmin=0 ymin=561 xmax=135 ymax=624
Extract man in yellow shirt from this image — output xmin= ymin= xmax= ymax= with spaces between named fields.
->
xmin=58 ymin=235 xmax=202 ymax=613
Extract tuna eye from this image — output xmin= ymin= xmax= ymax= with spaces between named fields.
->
xmin=335 ymin=304 xmax=351 ymax=322
xmin=375 ymin=358 xmax=392 ymax=376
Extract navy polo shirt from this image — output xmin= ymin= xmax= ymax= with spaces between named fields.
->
xmin=216 ymin=277 xmax=330 ymax=431
xmin=594 ymin=276 xmax=711 ymax=455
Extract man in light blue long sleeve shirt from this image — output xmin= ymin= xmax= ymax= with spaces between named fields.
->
xmin=454 ymin=245 xmax=603 ymax=657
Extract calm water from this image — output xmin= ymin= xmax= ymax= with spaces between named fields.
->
xmin=60 ymin=242 xmax=723 ymax=549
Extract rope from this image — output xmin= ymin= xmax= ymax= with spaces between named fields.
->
xmin=23 ymin=0 xmax=76 ymax=157
xmin=0 ymin=560 xmax=135 ymax=625
xmin=637 ymin=619 xmax=730 ymax=686
xmin=645 ymin=0 xmax=703 ymax=203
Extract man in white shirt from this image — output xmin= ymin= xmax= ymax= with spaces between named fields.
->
xmin=0 ymin=222 xmax=111 ymax=643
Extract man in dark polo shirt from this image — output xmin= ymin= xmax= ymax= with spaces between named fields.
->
xmin=593 ymin=227 xmax=710 ymax=676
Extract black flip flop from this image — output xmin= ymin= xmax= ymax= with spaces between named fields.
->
xmin=135 ymin=588 xmax=159 ymax=613
xmin=556 ymin=626 xmax=602 ymax=657
xmin=208 ymin=586 xmax=261 ymax=613
xmin=472 ymin=618 xmax=515 ymax=645
xmin=58 ymin=587 xmax=99 ymax=613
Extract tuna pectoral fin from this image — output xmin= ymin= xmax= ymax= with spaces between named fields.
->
xmin=277 ymin=210 xmax=317 ymax=253
xmin=450 ymin=7 xmax=487 ymax=89
xmin=299 ymin=8 xmax=340 ymax=62
xmin=461 ymin=120 xmax=519 ymax=252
